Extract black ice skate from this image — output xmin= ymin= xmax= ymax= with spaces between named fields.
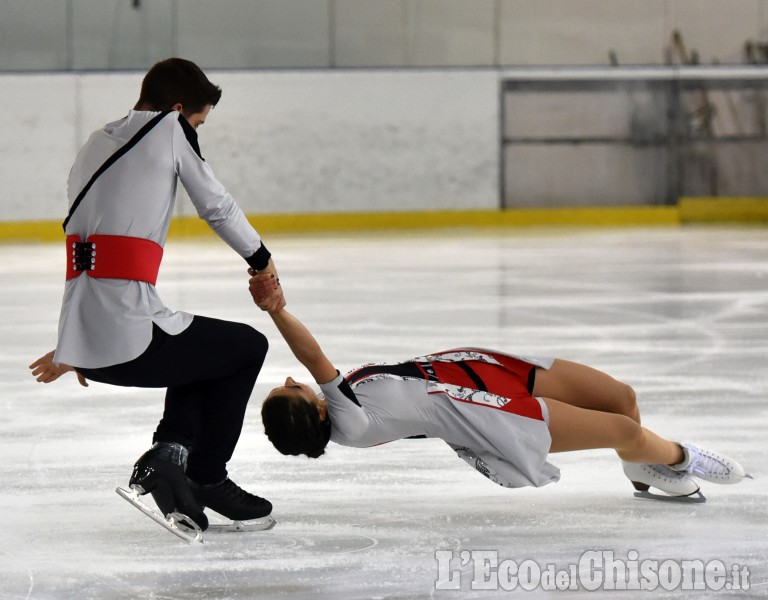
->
xmin=116 ymin=442 xmax=209 ymax=543
xmin=190 ymin=478 xmax=276 ymax=533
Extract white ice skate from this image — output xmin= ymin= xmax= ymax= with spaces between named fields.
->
xmin=622 ymin=461 xmax=706 ymax=503
xmin=673 ymin=443 xmax=752 ymax=484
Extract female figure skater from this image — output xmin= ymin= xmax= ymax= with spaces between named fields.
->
xmin=252 ymin=274 xmax=748 ymax=502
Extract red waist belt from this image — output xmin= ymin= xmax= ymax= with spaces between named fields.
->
xmin=66 ymin=234 xmax=163 ymax=285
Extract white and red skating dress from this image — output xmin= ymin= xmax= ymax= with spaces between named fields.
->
xmin=319 ymin=348 xmax=561 ymax=489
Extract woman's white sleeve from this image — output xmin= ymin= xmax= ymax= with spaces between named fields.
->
xmin=319 ymin=373 xmax=370 ymax=439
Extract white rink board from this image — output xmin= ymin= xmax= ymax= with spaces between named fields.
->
xmin=1 ymin=69 xmax=499 ymax=222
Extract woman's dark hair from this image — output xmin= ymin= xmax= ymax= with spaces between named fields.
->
xmin=137 ymin=58 xmax=222 ymax=114
xmin=261 ymin=394 xmax=331 ymax=459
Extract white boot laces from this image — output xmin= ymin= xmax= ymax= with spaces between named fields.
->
xmin=685 ymin=445 xmax=730 ymax=477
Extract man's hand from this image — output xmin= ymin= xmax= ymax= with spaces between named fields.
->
xmin=248 ymin=271 xmax=285 ymax=313
xmin=29 ymin=350 xmax=88 ymax=387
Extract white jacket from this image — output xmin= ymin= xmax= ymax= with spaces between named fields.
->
xmin=55 ymin=110 xmax=267 ymax=368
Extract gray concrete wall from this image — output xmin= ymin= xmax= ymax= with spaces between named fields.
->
xmin=2 ymin=0 xmax=767 ymax=71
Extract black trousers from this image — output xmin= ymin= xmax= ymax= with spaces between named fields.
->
xmin=77 ymin=316 xmax=268 ymax=485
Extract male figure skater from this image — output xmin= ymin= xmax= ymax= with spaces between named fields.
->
xmin=30 ymin=58 xmax=277 ymax=533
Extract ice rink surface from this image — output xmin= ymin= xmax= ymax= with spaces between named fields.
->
xmin=1 ymin=226 xmax=766 ymax=599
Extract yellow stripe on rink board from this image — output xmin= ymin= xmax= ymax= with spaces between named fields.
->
xmin=173 ymin=200 xmax=762 ymax=233
xmin=0 ymin=220 xmax=66 ymax=243
xmin=175 ymin=206 xmax=680 ymax=238
xmin=2 ymin=200 xmax=766 ymax=243
xmin=679 ymin=197 xmax=768 ymax=223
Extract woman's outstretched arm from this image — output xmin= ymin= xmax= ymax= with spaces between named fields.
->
xmin=249 ymin=272 xmax=337 ymax=384
xmin=270 ymin=308 xmax=338 ymax=385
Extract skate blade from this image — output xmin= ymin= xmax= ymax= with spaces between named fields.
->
xmin=116 ymin=487 xmax=204 ymax=544
xmin=633 ymin=489 xmax=707 ymax=504
xmin=207 ymin=515 xmax=277 ymax=533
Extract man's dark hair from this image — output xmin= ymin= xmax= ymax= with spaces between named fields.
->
xmin=137 ymin=58 xmax=221 ymax=114
xmin=261 ymin=394 xmax=332 ymax=459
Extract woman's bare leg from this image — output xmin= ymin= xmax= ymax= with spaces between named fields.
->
xmin=533 ymin=359 xmax=641 ymax=424
xmin=542 ymin=396 xmax=684 ymax=465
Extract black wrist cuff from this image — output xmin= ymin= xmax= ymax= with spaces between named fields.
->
xmin=246 ymin=243 xmax=271 ymax=271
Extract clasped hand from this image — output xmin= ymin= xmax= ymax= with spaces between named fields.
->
xmin=248 ymin=269 xmax=285 ymax=313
